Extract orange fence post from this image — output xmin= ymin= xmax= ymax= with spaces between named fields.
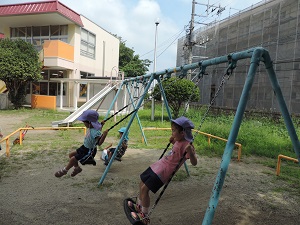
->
xmin=237 ymin=144 xmax=242 ymax=162
xmin=5 ymin=138 xmax=10 ymax=157
xmin=208 ymin=136 xmax=211 ymax=146
xmin=19 ymin=130 xmax=23 ymax=145
xmin=276 ymin=154 xmax=299 ymax=176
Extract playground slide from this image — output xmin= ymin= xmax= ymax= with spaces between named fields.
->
xmin=52 ymin=84 xmax=117 ymax=127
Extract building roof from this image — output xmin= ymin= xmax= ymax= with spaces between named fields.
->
xmin=0 ymin=0 xmax=83 ymax=27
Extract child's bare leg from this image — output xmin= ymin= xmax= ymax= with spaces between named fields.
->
xmin=130 ymin=181 xmax=150 ymax=223
xmin=55 ymin=151 xmax=80 ymax=177
xmin=69 ymin=156 xmax=82 ymax=177
xmin=104 ymin=151 xmax=112 ymax=165
xmin=138 ymin=181 xmax=143 ymax=202
xmin=128 ymin=181 xmax=144 ymax=212
xmin=140 ymin=182 xmax=150 ymax=209
xmin=69 ymin=151 xmax=76 ymax=159
xmin=67 ymin=151 xmax=82 ymax=176
xmin=108 ymin=151 xmax=112 ymax=161
xmin=65 ymin=156 xmax=78 ymax=170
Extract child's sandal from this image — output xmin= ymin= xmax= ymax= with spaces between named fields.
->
xmin=55 ymin=169 xmax=67 ymax=177
xmin=128 ymin=201 xmax=141 ymax=212
xmin=71 ymin=167 xmax=82 ymax=177
xmin=131 ymin=212 xmax=150 ymax=225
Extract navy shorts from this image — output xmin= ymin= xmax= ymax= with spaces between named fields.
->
xmin=75 ymin=145 xmax=95 ymax=163
xmin=109 ymin=147 xmax=123 ymax=158
xmin=109 ymin=148 xmax=116 ymax=154
xmin=140 ymin=167 xmax=164 ymax=194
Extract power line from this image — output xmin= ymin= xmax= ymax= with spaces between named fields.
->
xmin=140 ymin=27 xmax=186 ymax=58
xmin=157 ymin=29 xmax=186 ymax=58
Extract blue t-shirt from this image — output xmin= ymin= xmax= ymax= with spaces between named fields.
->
xmin=83 ymin=128 xmax=102 ymax=149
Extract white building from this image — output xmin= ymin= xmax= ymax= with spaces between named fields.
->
xmin=0 ymin=0 xmax=120 ymax=110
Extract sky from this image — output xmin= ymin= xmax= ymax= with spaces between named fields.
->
xmin=2 ymin=0 xmax=264 ymax=72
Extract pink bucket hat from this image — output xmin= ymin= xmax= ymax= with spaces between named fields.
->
xmin=77 ymin=110 xmax=102 ymax=130
xmin=171 ymin=116 xmax=194 ymax=142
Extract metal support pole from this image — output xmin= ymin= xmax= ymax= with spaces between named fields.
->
xmin=263 ymin=51 xmax=300 ymax=162
xmin=202 ymin=48 xmax=263 ymax=225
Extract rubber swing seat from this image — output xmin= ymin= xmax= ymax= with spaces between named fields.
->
xmin=123 ymin=198 xmax=145 ymax=225
xmin=81 ymin=157 xmax=96 ymax=166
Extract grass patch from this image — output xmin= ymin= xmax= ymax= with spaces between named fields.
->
xmin=172 ymin=169 xmax=189 ymax=182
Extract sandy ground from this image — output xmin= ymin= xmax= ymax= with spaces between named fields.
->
xmin=0 ymin=114 xmax=299 ymax=225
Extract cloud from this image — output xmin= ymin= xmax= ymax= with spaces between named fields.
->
xmin=62 ymin=0 xmax=179 ymax=71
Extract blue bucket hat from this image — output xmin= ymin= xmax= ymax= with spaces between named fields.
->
xmin=171 ymin=116 xmax=194 ymax=142
xmin=77 ymin=110 xmax=102 ymax=130
xmin=118 ymin=127 xmax=129 ymax=141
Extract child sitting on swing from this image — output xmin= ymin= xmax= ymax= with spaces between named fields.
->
xmin=55 ymin=109 xmax=108 ymax=178
xmin=102 ymin=127 xmax=129 ymax=166
xmin=128 ymin=116 xmax=197 ymax=225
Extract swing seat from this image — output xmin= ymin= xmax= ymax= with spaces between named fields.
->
xmin=123 ymin=198 xmax=145 ymax=225
xmin=80 ymin=148 xmax=97 ymax=166
xmin=81 ymin=157 xmax=96 ymax=166
xmin=115 ymin=156 xmax=122 ymax=161
xmin=13 ymin=137 xmax=22 ymax=145
xmin=13 ymin=125 xmax=34 ymax=145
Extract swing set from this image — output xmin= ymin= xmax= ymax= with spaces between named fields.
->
xmin=96 ymin=47 xmax=299 ymax=225
xmin=121 ymin=54 xmax=235 ymax=225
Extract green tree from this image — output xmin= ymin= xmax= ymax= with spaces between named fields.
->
xmin=0 ymin=38 xmax=42 ymax=109
xmin=118 ymin=38 xmax=151 ymax=77
xmin=153 ymin=77 xmax=200 ymax=118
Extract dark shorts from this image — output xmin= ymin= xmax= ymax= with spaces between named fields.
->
xmin=109 ymin=147 xmax=122 ymax=158
xmin=140 ymin=167 xmax=164 ymax=194
xmin=75 ymin=145 xmax=96 ymax=163
xmin=109 ymin=148 xmax=116 ymax=154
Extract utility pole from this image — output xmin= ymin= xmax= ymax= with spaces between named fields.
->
xmin=185 ymin=1 xmax=225 ymax=80
xmin=187 ymin=0 xmax=196 ymax=80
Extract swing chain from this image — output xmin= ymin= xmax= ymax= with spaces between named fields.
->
xmin=182 ymin=75 xmax=203 ymax=117
xmin=193 ymin=59 xmax=236 ymax=139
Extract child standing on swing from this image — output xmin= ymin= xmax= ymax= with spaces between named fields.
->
xmin=55 ymin=110 xmax=108 ymax=178
xmin=128 ymin=116 xmax=198 ymax=224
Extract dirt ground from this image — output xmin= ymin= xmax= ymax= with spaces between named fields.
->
xmin=0 ymin=114 xmax=299 ymax=225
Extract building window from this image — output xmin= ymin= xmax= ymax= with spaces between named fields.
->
xmin=80 ymin=71 xmax=95 ymax=78
xmin=29 ymin=70 xmax=67 ymax=96
xmin=80 ymin=28 xmax=96 ymax=59
xmin=79 ymin=83 xmax=87 ymax=97
xmin=31 ymin=81 xmax=66 ymax=96
xmin=50 ymin=25 xmax=68 ymax=42
xmin=79 ymin=71 xmax=95 ymax=97
xmin=10 ymin=25 xmax=68 ymax=51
